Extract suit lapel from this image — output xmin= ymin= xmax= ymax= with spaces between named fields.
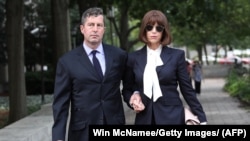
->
xmin=103 ymin=45 xmax=112 ymax=79
xmin=76 ymin=46 xmax=100 ymax=80
xmin=160 ymin=46 xmax=172 ymax=64
xmin=136 ymin=46 xmax=172 ymax=73
xmin=136 ymin=46 xmax=147 ymax=73
xmin=157 ymin=46 xmax=172 ymax=72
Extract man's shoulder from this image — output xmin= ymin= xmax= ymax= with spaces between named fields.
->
xmin=59 ymin=46 xmax=82 ymax=60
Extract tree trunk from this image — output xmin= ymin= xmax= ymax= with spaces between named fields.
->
xmin=6 ymin=0 xmax=27 ymax=124
xmin=51 ymin=0 xmax=71 ymax=67
xmin=118 ymin=5 xmax=129 ymax=51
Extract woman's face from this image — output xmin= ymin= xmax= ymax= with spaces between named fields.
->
xmin=145 ymin=23 xmax=164 ymax=47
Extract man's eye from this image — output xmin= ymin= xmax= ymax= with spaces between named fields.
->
xmin=97 ymin=24 xmax=103 ymax=27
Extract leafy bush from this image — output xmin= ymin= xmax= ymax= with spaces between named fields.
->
xmin=224 ymin=68 xmax=250 ymax=104
xmin=0 ymin=105 xmax=41 ymax=129
xmin=25 ymin=71 xmax=54 ymax=95
xmin=0 ymin=95 xmax=53 ymax=129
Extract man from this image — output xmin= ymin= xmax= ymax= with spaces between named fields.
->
xmin=52 ymin=7 xmax=127 ymax=141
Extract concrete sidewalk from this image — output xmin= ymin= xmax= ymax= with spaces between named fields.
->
xmin=1 ymin=78 xmax=250 ymax=141
xmin=0 ymin=103 xmax=53 ymax=141
xmin=125 ymin=78 xmax=250 ymax=125
xmin=196 ymin=78 xmax=250 ymax=124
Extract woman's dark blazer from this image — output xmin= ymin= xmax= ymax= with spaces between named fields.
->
xmin=122 ymin=45 xmax=207 ymax=125
xmin=52 ymin=43 xmax=127 ymax=141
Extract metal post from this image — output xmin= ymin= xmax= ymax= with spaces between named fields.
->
xmin=39 ymin=25 xmax=46 ymax=104
xmin=71 ymin=26 xmax=77 ymax=49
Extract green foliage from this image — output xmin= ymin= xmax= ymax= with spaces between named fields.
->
xmin=25 ymin=71 xmax=54 ymax=95
xmin=224 ymin=69 xmax=250 ymax=104
xmin=0 ymin=104 xmax=42 ymax=129
xmin=0 ymin=110 xmax=9 ymax=129
xmin=27 ymin=104 xmax=41 ymax=114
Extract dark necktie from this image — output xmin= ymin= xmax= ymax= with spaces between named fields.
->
xmin=91 ymin=50 xmax=103 ymax=80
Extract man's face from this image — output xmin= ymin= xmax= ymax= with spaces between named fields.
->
xmin=80 ymin=15 xmax=105 ymax=47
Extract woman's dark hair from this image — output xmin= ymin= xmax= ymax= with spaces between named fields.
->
xmin=138 ymin=10 xmax=172 ymax=46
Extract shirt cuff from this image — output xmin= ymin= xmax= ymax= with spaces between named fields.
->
xmin=133 ymin=91 xmax=140 ymax=94
xmin=200 ymin=122 xmax=207 ymax=125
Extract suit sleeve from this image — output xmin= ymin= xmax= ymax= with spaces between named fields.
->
xmin=177 ymin=51 xmax=207 ymax=123
xmin=122 ymin=53 xmax=137 ymax=109
xmin=52 ymin=59 xmax=71 ymax=141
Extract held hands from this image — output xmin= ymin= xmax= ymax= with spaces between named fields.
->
xmin=129 ymin=92 xmax=145 ymax=113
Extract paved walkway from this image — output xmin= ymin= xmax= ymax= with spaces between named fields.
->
xmin=124 ymin=78 xmax=250 ymax=124
xmin=1 ymin=78 xmax=250 ymax=141
xmin=196 ymin=78 xmax=250 ymax=124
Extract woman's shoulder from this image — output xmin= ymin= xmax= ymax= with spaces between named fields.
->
xmin=162 ymin=45 xmax=184 ymax=54
xmin=164 ymin=46 xmax=185 ymax=53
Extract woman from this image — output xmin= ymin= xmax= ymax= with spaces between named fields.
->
xmin=122 ymin=10 xmax=207 ymax=125
xmin=192 ymin=60 xmax=203 ymax=94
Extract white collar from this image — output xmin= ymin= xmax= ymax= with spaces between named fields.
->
xmin=146 ymin=45 xmax=162 ymax=55
xmin=83 ymin=43 xmax=104 ymax=56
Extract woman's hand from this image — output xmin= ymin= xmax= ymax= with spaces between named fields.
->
xmin=130 ymin=92 xmax=145 ymax=113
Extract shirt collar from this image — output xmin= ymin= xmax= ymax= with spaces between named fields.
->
xmin=146 ymin=45 xmax=162 ymax=55
xmin=82 ymin=42 xmax=104 ymax=56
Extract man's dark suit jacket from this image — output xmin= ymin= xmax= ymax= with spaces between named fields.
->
xmin=122 ymin=45 xmax=207 ymax=124
xmin=52 ymin=43 xmax=127 ymax=141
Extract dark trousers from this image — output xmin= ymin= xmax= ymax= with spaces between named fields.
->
xmin=194 ymin=80 xmax=201 ymax=94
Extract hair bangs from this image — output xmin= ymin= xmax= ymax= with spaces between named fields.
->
xmin=146 ymin=12 xmax=164 ymax=26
